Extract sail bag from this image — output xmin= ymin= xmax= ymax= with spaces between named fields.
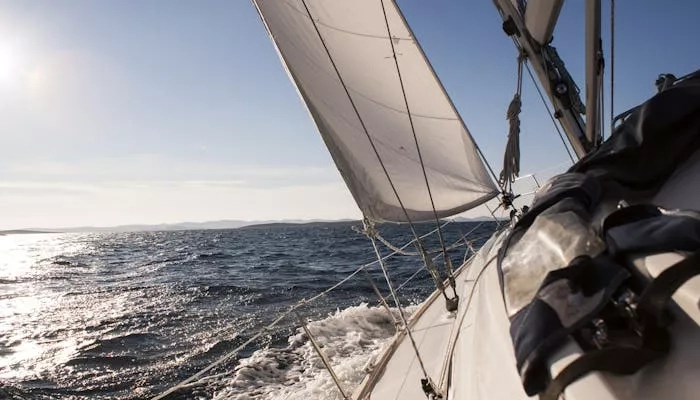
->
xmin=498 ymin=72 xmax=700 ymax=397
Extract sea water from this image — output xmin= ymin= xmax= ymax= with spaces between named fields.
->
xmin=0 ymin=221 xmax=496 ymax=399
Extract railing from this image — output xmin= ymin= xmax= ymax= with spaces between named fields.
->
xmin=150 ymin=164 xmax=574 ymax=399
xmin=150 ymin=218 xmax=497 ymax=400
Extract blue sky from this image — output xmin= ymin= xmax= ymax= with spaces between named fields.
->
xmin=0 ymin=0 xmax=698 ymax=229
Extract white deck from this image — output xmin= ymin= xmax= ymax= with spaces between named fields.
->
xmin=352 ymin=259 xmax=472 ymax=399
xmin=356 ymin=222 xmax=700 ymax=399
xmin=353 ymin=232 xmax=513 ymax=399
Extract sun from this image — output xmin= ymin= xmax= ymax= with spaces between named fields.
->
xmin=0 ymin=40 xmax=22 ymax=85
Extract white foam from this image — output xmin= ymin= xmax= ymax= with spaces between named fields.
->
xmin=208 ymin=303 xmax=415 ymax=400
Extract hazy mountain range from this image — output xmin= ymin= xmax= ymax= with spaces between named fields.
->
xmin=0 ymin=216 xmax=496 ymax=235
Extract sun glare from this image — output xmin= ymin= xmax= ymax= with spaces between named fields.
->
xmin=0 ymin=40 xmax=23 ymax=86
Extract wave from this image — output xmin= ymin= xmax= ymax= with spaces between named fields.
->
xmin=195 ymin=252 xmax=231 ymax=260
xmin=1 ymin=223 xmax=486 ymax=399
xmin=65 ymin=355 xmax=139 ymax=368
xmin=175 ymin=303 xmax=414 ymax=400
xmin=56 ymin=332 xmax=167 ymax=372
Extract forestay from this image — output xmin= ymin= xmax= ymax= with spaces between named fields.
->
xmin=253 ymin=0 xmax=498 ymax=222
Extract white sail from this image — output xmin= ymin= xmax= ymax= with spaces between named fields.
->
xmin=253 ymin=0 xmax=498 ymax=222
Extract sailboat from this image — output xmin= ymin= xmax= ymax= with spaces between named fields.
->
xmin=152 ymin=1 xmax=700 ymax=399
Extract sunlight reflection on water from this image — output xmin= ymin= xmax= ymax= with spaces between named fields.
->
xmin=0 ymin=233 xmax=87 ymax=381
xmin=0 ymin=224 xmax=494 ymax=398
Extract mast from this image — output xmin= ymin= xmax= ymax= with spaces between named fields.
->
xmin=492 ymin=0 xmax=591 ymax=159
xmin=585 ymin=0 xmax=603 ymax=146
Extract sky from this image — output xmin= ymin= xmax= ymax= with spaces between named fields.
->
xmin=0 ymin=0 xmax=699 ymax=229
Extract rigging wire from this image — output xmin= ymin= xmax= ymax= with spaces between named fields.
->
xmin=364 ymin=269 xmax=400 ymax=327
xmin=360 ymin=221 xmax=494 ymax=311
xmin=524 ymin=62 xmax=576 ymax=164
xmin=366 ymin=222 xmax=435 ymax=391
xmin=156 ymin=2 xmax=497 ymax=396
xmin=610 ymin=0 xmax=616 ymax=133
xmin=298 ymin=0 xmax=459 ymax=306
xmin=436 ymin=252 xmax=500 ymax=392
xmin=366 ymin=228 xmax=470 ymax=256
xmin=150 ymin=217 xmax=454 ymax=399
xmin=377 ymin=0 xmax=458 ymax=291
xmin=596 ymin=20 xmax=606 ymax=144
xmin=361 ymin=219 xmax=453 ymax=307
xmin=598 ymin=55 xmax=605 ymax=140
xmin=393 ymin=231 xmax=493 ymax=294
xmin=296 ymin=312 xmax=350 ymax=399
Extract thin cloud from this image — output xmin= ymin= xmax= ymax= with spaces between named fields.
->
xmin=4 ymin=155 xmax=338 ymax=185
xmin=0 ymin=180 xmax=359 ymax=230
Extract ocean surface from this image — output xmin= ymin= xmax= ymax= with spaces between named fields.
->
xmin=0 ymin=221 xmax=497 ymax=399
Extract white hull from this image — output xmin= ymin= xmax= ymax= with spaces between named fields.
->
xmin=248 ymin=2 xmax=700 ymax=398
xmin=355 ymin=151 xmax=700 ymax=400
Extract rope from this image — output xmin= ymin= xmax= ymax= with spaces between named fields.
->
xmin=503 ymin=36 xmax=576 ymax=166
xmin=393 ymin=231 xmax=494 ymax=295
xmin=351 ymin=218 xmax=457 ymax=256
xmin=357 ymin=227 xmax=467 ymax=257
xmin=296 ymin=312 xmax=350 ymax=399
xmin=362 ymin=219 xmax=452 ymax=304
xmin=390 ymin=221 xmax=494 ymax=300
xmin=499 ymin=55 xmax=524 ymax=192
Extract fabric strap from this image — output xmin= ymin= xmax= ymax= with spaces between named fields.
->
xmin=541 ymin=251 xmax=699 ymax=399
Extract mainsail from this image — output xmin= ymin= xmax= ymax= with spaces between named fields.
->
xmin=253 ymin=0 xmax=498 ymax=222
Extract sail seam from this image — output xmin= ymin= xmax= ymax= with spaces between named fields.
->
xmin=296 ymin=0 xmax=433 ymax=228
xmin=260 ymin=0 xmax=502 ymax=222
xmin=282 ymin=0 xmax=412 ymax=41
xmin=267 ymin=66 xmax=497 ymax=196
xmin=379 ymin=0 xmax=457 ymax=290
xmin=299 ymin=0 xmax=441 ymax=384
xmin=323 ymin=105 xmax=495 ymax=189
xmin=271 ymin=24 xmax=459 ymax=121
xmin=389 ymin=0 xmax=500 ymax=186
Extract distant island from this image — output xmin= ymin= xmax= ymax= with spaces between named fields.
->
xmin=0 ymin=229 xmax=54 ymax=236
xmin=0 ymin=216 xmax=497 ymax=235
xmin=0 ymin=219 xmax=355 ymax=235
xmin=238 ymin=220 xmax=357 ymax=230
